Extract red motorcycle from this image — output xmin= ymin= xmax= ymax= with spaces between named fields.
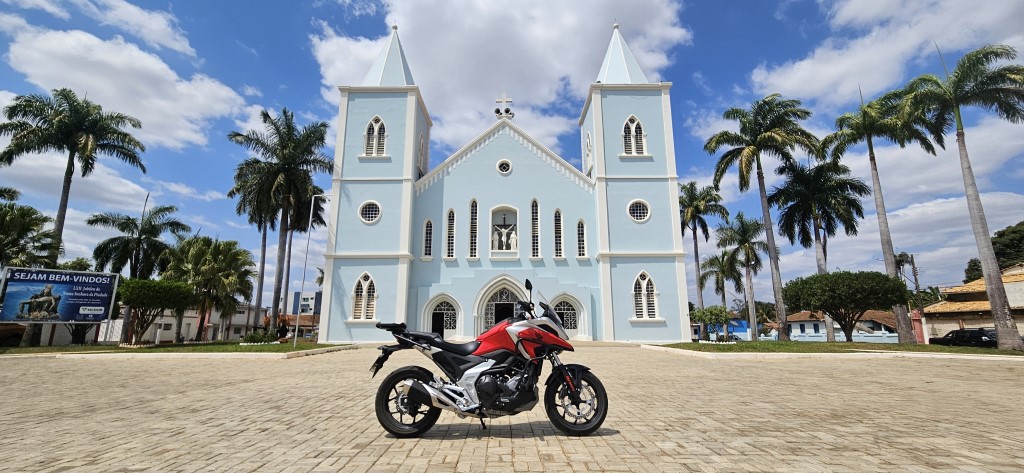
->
xmin=370 ymin=279 xmax=608 ymax=437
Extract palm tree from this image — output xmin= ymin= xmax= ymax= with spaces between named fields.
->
xmin=161 ymin=236 xmax=256 ymax=341
xmin=823 ymin=89 xmax=943 ymax=344
xmin=0 ymin=202 xmax=59 ymax=271
xmin=715 ymin=212 xmax=767 ymax=342
xmin=699 ymin=249 xmax=742 ymax=339
xmin=278 ymin=182 xmax=327 ymax=319
xmin=768 ymin=159 xmax=870 ymax=274
xmin=227 ymin=171 xmax=278 ymax=331
xmin=894 ymin=251 xmax=912 ymax=282
xmin=228 ymin=108 xmax=330 ymax=329
xmin=0 ymin=88 xmax=145 ymax=261
xmin=0 ymin=186 xmax=19 ymax=201
xmin=678 ymin=181 xmax=730 ymax=324
xmin=705 ymin=94 xmax=818 ymax=341
xmin=87 ymin=200 xmax=191 ymax=279
xmin=903 ymin=44 xmax=1024 ymax=350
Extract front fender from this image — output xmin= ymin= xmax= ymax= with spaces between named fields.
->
xmin=544 ymin=363 xmax=591 ymax=386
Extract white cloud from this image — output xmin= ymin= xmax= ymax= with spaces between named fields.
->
xmin=68 ymin=0 xmax=196 ymax=56
xmin=309 ymin=0 xmax=691 ymax=152
xmin=1 ymin=20 xmax=245 ymax=149
xmin=145 ymin=179 xmax=226 ymax=202
xmin=240 ymin=84 xmax=262 ymax=97
xmin=0 ymin=151 xmax=149 ymax=211
xmin=751 ymin=0 xmax=1024 ymax=107
xmin=233 ymin=104 xmax=273 ymax=135
xmin=0 ymin=0 xmax=69 ymax=19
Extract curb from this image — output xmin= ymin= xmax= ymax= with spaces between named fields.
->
xmin=640 ymin=344 xmax=1024 ymax=361
xmin=4 ymin=345 xmax=359 ymax=360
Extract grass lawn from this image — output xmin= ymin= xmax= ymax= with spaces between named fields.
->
xmin=0 ymin=341 xmax=343 ymax=355
xmin=662 ymin=341 xmax=1024 ymax=356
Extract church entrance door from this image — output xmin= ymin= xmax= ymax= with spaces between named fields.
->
xmin=479 ymin=286 xmax=526 ymax=333
xmin=429 ymin=300 xmax=458 ymax=339
xmin=494 ymin=303 xmax=514 ymax=324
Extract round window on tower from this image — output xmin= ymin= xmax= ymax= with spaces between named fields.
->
xmin=627 ymin=200 xmax=650 ymax=223
xmin=497 ymin=159 xmax=512 ymax=175
xmin=359 ymin=201 xmax=381 ymax=224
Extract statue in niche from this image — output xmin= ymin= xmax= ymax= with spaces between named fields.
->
xmin=509 ymin=226 xmax=518 ymax=250
xmin=491 ymin=228 xmax=499 ymax=250
xmin=492 ymin=223 xmax=517 ymax=251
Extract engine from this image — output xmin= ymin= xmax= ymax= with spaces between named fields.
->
xmin=475 ymin=362 xmax=539 ymax=413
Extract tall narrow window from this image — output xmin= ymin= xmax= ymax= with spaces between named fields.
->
xmin=554 ymin=301 xmax=578 ymax=330
xmin=446 ymin=210 xmax=455 ymax=258
xmin=623 ymin=116 xmax=646 ymax=156
xmin=423 ymin=220 xmax=433 ymax=257
xmin=469 ymin=200 xmax=478 ymax=258
xmin=417 ymin=133 xmax=427 ymax=177
xmin=577 ymin=220 xmax=586 ymax=257
xmin=352 ymin=274 xmax=376 ymax=320
xmin=364 ymin=117 xmax=386 ymax=157
xmin=531 ymin=200 xmax=539 ymax=258
xmin=553 ymin=210 xmax=563 ymax=258
xmin=632 ymin=273 xmax=657 ymax=319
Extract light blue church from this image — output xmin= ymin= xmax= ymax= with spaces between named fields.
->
xmin=318 ymin=25 xmax=692 ymax=343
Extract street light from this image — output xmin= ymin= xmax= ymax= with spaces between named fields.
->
xmin=294 ymin=193 xmax=329 ymax=348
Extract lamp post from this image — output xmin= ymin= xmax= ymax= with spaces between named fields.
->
xmin=295 ymin=193 xmax=329 ymax=348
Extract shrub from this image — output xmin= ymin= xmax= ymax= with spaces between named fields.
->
xmin=242 ymin=330 xmax=279 ymax=344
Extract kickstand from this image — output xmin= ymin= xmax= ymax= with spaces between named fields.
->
xmin=479 ymin=418 xmax=487 ymax=430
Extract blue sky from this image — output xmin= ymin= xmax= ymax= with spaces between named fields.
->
xmin=1 ymin=0 xmax=1022 ymax=308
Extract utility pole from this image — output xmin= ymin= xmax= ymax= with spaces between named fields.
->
xmin=911 ymin=254 xmax=926 ymax=335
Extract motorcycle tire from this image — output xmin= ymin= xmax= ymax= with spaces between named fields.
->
xmin=544 ymin=370 xmax=608 ymax=436
xmin=374 ymin=366 xmax=442 ymax=438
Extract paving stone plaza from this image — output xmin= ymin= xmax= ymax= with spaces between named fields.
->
xmin=1 ymin=345 xmax=1022 ymax=472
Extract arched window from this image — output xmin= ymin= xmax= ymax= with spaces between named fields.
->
xmin=584 ymin=132 xmax=593 ymax=176
xmin=531 ymin=200 xmax=539 ymax=258
xmin=446 ymin=210 xmax=455 ymax=259
xmin=423 ymin=220 xmax=433 ymax=257
xmin=632 ymin=273 xmax=657 ymax=318
xmin=577 ymin=220 xmax=586 ymax=257
xmin=432 ymin=301 xmax=457 ymax=331
xmin=417 ymin=133 xmax=427 ymax=178
xmin=623 ymin=116 xmax=645 ymax=156
xmin=364 ymin=116 xmax=386 ymax=157
xmin=469 ymin=200 xmax=478 ymax=258
xmin=352 ymin=273 xmax=377 ymax=319
xmin=554 ymin=300 xmax=578 ymax=330
xmin=553 ymin=210 xmax=563 ymax=258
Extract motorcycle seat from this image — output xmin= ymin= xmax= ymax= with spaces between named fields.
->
xmin=407 ymin=331 xmax=481 ymax=356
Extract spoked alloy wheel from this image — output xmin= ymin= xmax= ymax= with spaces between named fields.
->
xmin=544 ymin=370 xmax=608 ymax=436
xmin=374 ymin=366 xmax=441 ymax=438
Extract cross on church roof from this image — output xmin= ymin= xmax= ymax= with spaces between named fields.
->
xmin=494 ymin=92 xmax=514 ymax=119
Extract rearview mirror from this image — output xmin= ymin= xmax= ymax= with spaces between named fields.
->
xmin=525 ymin=279 xmax=532 ymax=291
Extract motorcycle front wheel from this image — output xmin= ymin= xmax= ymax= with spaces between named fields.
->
xmin=544 ymin=370 xmax=608 ymax=436
xmin=374 ymin=366 xmax=442 ymax=438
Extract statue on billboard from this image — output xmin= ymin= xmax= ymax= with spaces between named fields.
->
xmin=17 ymin=285 xmax=61 ymax=319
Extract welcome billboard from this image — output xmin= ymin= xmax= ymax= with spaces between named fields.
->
xmin=0 ymin=268 xmax=120 ymax=323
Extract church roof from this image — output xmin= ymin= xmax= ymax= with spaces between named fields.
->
xmin=361 ymin=26 xmax=416 ymax=87
xmin=416 ymin=118 xmax=593 ymax=195
xmin=595 ymin=24 xmax=649 ymax=84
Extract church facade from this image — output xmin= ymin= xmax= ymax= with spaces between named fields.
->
xmin=318 ymin=25 xmax=692 ymax=343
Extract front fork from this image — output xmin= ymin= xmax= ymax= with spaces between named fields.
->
xmin=548 ymin=354 xmax=584 ymax=405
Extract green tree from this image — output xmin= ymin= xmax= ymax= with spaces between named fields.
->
xmin=161 ymin=236 xmax=256 ymax=341
xmin=227 ymin=160 xmax=279 ymax=331
xmin=0 ymin=88 xmax=145 ymax=261
xmin=823 ymin=89 xmax=943 ymax=344
xmin=0 ymin=202 xmax=59 ymax=271
xmin=783 ymin=271 xmax=906 ymax=342
xmin=768 ymin=160 xmax=870 ymax=274
xmin=57 ymin=257 xmax=93 ymax=272
xmin=715 ymin=212 xmax=766 ymax=343
xmin=905 ymin=44 xmax=1024 ymax=350
xmin=227 ymin=108 xmax=330 ymax=329
xmin=689 ymin=305 xmax=731 ymax=340
xmin=87 ymin=201 xmax=191 ymax=279
xmin=679 ymin=181 xmax=729 ymax=314
xmin=962 ymin=220 xmax=1024 ymax=282
xmin=963 ymin=258 xmax=983 ymax=283
xmin=0 ymin=186 xmax=19 ymax=201
xmin=118 ymin=279 xmax=196 ymax=345
xmin=705 ymin=93 xmax=818 ymax=341
xmin=699 ymin=249 xmax=743 ymax=324
xmin=278 ymin=182 xmax=327 ymax=319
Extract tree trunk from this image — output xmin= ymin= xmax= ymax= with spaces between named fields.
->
xmin=691 ymin=228 xmax=706 ymax=341
xmin=270 ymin=204 xmax=290 ymax=330
xmin=174 ymin=308 xmax=184 ymax=343
xmin=51 ymin=150 xmax=76 ymax=263
xmin=812 ymin=221 xmax=836 ymax=342
xmin=842 ymin=324 xmax=855 ymax=343
xmin=281 ymin=230 xmax=294 ymax=318
xmin=251 ymin=224 xmax=268 ymax=332
xmin=195 ymin=306 xmax=207 ymax=341
xmin=744 ymin=265 xmax=756 ymax=341
xmin=865 ymin=136 xmax=915 ymax=344
xmin=756 ymin=164 xmax=789 ymax=341
xmin=955 ymin=127 xmax=1023 ymax=350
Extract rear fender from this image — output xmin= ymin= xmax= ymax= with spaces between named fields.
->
xmin=370 ymin=344 xmax=409 ymax=377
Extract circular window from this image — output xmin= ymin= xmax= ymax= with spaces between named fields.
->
xmin=496 ymin=160 xmax=512 ymax=175
xmin=628 ymin=200 xmax=650 ymax=223
xmin=359 ymin=201 xmax=381 ymax=223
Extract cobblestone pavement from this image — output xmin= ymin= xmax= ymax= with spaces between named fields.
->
xmin=2 ymin=346 xmax=1023 ymax=472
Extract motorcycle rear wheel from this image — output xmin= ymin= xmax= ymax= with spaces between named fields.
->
xmin=544 ymin=370 xmax=608 ymax=436
xmin=375 ymin=366 xmax=442 ymax=438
